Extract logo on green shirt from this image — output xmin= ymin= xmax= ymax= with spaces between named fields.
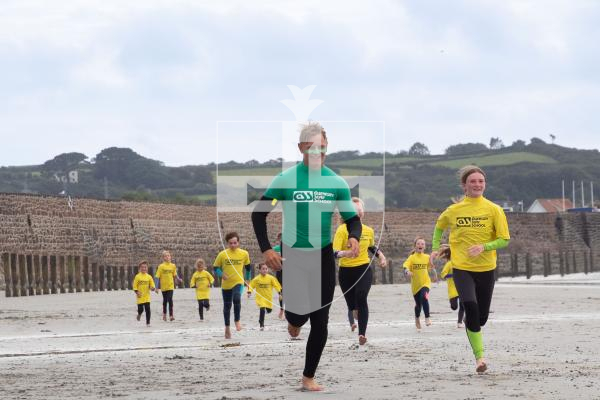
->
xmin=292 ymin=190 xmax=335 ymax=204
xmin=293 ymin=191 xmax=314 ymax=202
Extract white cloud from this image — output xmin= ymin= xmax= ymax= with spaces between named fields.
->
xmin=0 ymin=0 xmax=599 ymax=166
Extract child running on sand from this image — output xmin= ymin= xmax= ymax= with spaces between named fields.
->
xmin=403 ymin=237 xmax=437 ymax=331
xmin=247 ymin=263 xmax=282 ymax=330
xmin=272 ymin=232 xmax=285 ymax=319
xmin=438 ymin=245 xmax=465 ymax=328
xmin=189 ymin=258 xmax=214 ymax=321
xmin=333 ymin=197 xmax=387 ymax=345
xmin=213 ymin=232 xmax=252 ymax=338
xmin=155 ymin=250 xmax=181 ymax=321
xmin=431 ymin=165 xmax=510 ymax=373
xmin=133 ymin=260 xmax=156 ymax=326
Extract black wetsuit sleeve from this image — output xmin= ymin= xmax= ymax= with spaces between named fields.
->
xmin=344 ymin=215 xmax=362 ymax=242
xmin=251 ymin=195 xmax=277 ymax=253
xmin=368 ymin=246 xmax=380 ymax=256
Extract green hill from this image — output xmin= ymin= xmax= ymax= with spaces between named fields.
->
xmin=1 ymin=139 xmax=598 ymax=209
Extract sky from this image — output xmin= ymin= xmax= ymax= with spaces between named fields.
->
xmin=1 ymin=0 xmax=599 ymax=167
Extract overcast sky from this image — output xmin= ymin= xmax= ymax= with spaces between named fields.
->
xmin=1 ymin=0 xmax=599 ymax=167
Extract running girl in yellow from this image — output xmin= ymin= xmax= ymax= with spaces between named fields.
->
xmin=438 ymin=245 xmax=465 ymax=328
xmin=190 ymin=258 xmax=214 ymax=321
xmin=133 ymin=260 xmax=156 ymax=326
xmin=431 ymin=165 xmax=510 ymax=374
xmin=247 ymin=263 xmax=282 ymax=330
xmin=155 ymin=250 xmax=181 ymax=322
xmin=333 ymin=197 xmax=386 ymax=345
xmin=403 ymin=237 xmax=436 ymax=330
xmin=213 ymin=232 xmax=251 ymax=339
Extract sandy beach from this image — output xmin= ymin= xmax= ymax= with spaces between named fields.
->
xmin=1 ymin=273 xmax=599 ymax=399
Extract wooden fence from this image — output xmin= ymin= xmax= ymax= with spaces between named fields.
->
xmin=1 ymin=251 xmax=595 ymax=297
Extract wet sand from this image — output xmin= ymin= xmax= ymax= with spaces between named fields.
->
xmin=1 ymin=273 xmax=599 ymax=399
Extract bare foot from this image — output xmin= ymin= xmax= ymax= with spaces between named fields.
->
xmin=288 ymin=323 xmax=301 ymax=338
xmin=415 ymin=317 xmax=421 ymax=330
xmin=278 ymin=309 xmax=285 ymax=320
xmin=162 ymin=314 xmax=167 ymax=321
xmin=136 ymin=314 xmax=141 ymax=321
xmin=170 ymin=316 xmax=175 ymax=321
xmin=425 ymin=317 xmax=431 ymax=326
xmin=235 ymin=321 xmax=242 ymax=331
xmin=351 ymin=323 xmax=357 ymax=332
xmin=457 ymin=322 xmax=464 ymax=329
xmin=224 ymin=326 xmax=232 ymax=339
xmin=358 ymin=335 xmax=367 ymax=345
xmin=301 ymin=376 xmax=324 ymax=392
xmin=476 ymin=358 xmax=487 ymax=374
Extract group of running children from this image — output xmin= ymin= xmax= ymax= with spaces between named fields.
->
xmin=132 ymin=197 xmax=465 ymax=341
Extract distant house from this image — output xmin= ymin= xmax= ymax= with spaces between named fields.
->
xmin=527 ymin=198 xmax=574 ymax=213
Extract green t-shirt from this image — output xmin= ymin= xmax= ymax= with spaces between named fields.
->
xmin=264 ymin=162 xmax=357 ymax=249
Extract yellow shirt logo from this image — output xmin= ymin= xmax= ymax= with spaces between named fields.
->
xmin=456 ymin=216 xmax=489 ymax=228
xmin=456 ymin=217 xmax=472 ymax=227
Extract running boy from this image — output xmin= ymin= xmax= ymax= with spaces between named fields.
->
xmin=213 ymin=232 xmax=252 ymax=338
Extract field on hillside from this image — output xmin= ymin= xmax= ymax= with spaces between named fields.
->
xmin=212 ymin=151 xmax=557 ymax=179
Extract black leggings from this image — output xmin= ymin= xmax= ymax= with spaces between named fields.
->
xmin=222 ymin=284 xmax=242 ymax=326
xmin=449 ymin=296 xmax=465 ymax=323
xmin=453 ymin=269 xmax=495 ymax=332
xmin=259 ymin=307 xmax=272 ymax=327
xmin=413 ymin=287 xmax=430 ymax=318
xmin=276 ymin=270 xmax=283 ymax=308
xmin=338 ymin=264 xmax=372 ymax=336
xmin=137 ymin=302 xmax=151 ymax=324
xmin=161 ymin=290 xmax=174 ymax=316
xmin=197 ymin=299 xmax=210 ymax=320
xmin=284 ymin=244 xmax=336 ymax=379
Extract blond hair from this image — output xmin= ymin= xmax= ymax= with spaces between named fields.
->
xmin=299 ymin=121 xmax=327 ymax=143
xmin=352 ymin=197 xmax=365 ymax=209
xmin=195 ymin=258 xmax=205 ymax=268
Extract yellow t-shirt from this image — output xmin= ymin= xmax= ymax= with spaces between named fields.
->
xmin=155 ymin=262 xmax=177 ymax=291
xmin=403 ymin=253 xmax=432 ymax=295
xmin=440 ymin=261 xmax=459 ymax=299
xmin=435 ymin=196 xmax=510 ymax=272
xmin=333 ymin=223 xmax=375 ymax=268
xmin=213 ymin=248 xmax=251 ymax=290
xmin=133 ymin=272 xmax=155 ymax=304
xmin=190 ymin=270 xmax=215 ymax=300
xmin=248 ymin=274 xmax=282 ymax=309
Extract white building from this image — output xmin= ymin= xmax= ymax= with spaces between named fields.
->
xmin=527 ymin=198 xmax=574 ymax=213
